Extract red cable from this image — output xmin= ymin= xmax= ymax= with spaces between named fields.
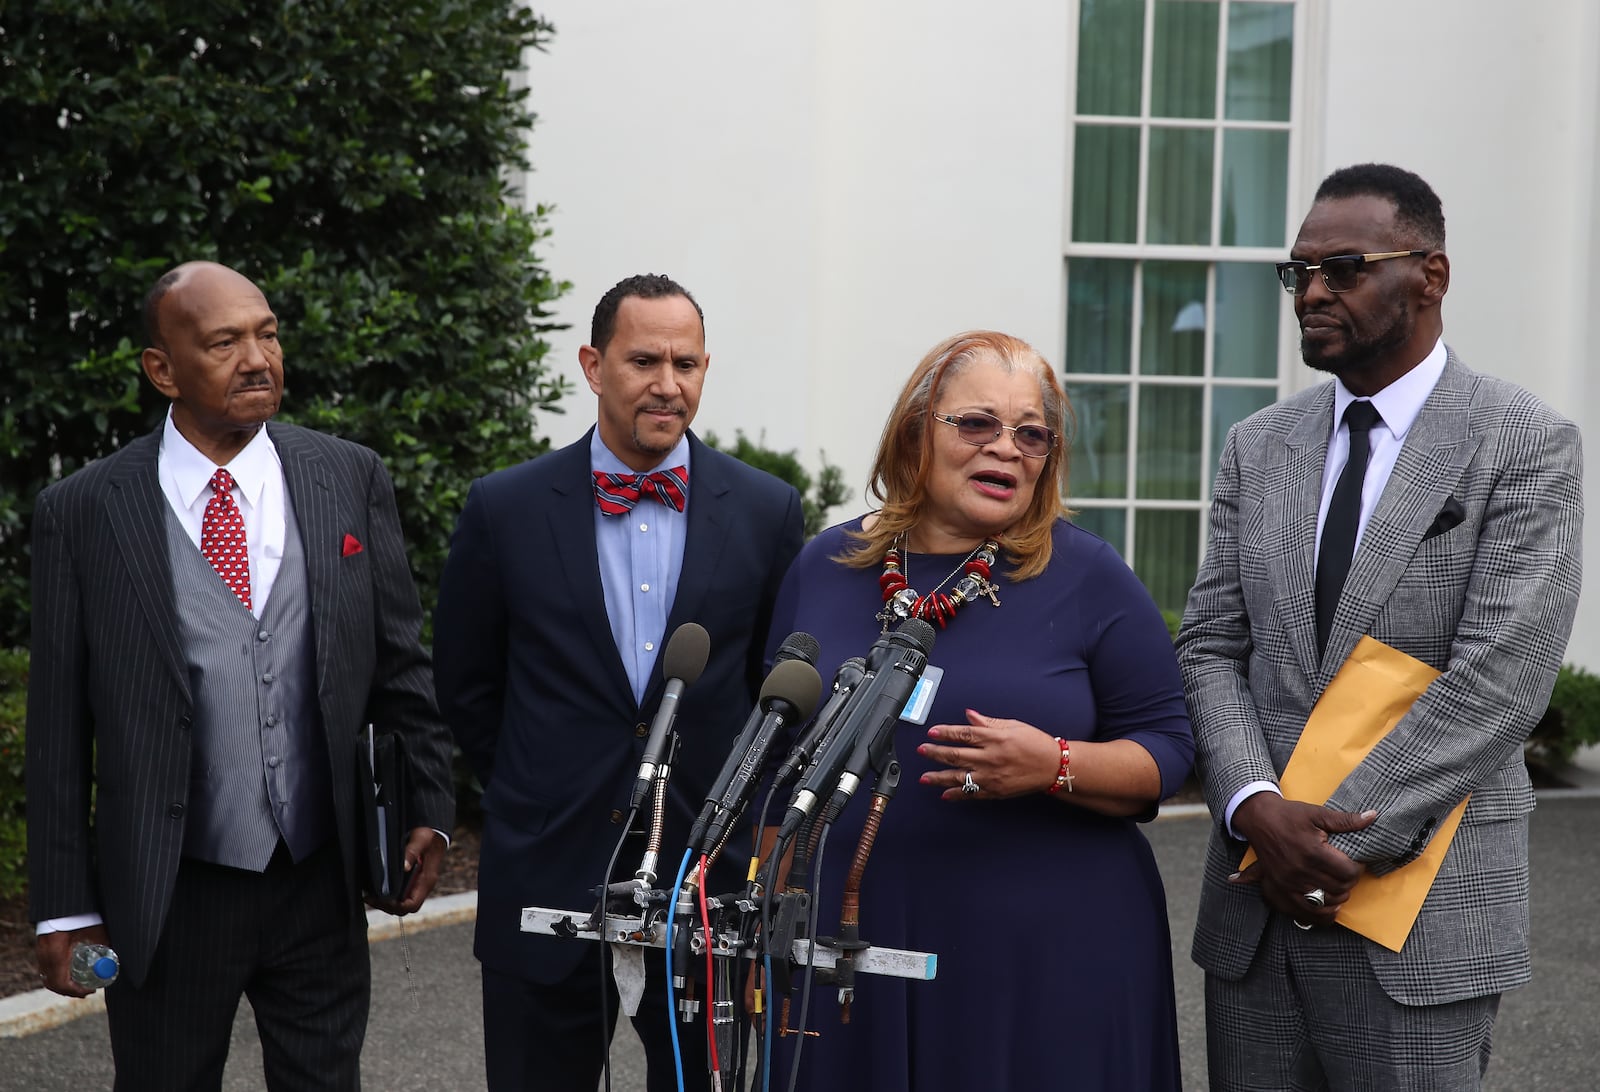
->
xmin=699 ymin=856 xmax=720 ymax=1075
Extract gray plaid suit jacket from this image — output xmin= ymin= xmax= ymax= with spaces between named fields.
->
xmin=1176 ymin=350 xmax=1583 ymax=1006
xmin=26 ymin=422 xmax=456 ymax=988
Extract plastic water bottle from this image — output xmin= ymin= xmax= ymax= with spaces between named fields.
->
xmin=68 ymin=943 xmax=119 ymax=990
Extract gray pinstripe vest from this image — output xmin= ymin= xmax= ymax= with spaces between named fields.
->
xmin=165 ymin=497 xmax=334 ymax=871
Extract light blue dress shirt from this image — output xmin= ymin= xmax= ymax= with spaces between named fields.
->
xmin=591 ymin=431 xmax=691 ymax=704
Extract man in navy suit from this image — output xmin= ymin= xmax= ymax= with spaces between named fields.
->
xmin=434 ymin=273 xmax=804 ymax=1091
xmin=27 ymin=261 xmax=455 ymax=1089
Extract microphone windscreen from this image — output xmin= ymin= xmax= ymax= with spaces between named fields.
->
xmin=896 ymin=617 xmax=937 ymax=655
xmin=760 ymin=659 xmax=823 ymax=721
xmin=662 ymin=622 xmax=711 ymax=684
xmin=773 ymin=631 xmax=821 ymax=667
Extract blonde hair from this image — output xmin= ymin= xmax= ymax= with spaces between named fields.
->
xmin=842 ymin=331 xmax=1072 ymax=581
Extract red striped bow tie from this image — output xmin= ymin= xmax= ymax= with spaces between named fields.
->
xmin=593 ymin=467 xmax=688 ymax=514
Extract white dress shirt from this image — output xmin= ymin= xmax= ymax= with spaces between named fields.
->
xmin=157 ymin=411 xmax=287 ymax=616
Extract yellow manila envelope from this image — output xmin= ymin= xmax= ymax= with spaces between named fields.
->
xmin=1238 ymin=635 xmax=1469 ymax=952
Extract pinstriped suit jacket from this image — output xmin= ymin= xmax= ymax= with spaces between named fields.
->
xmin=26 ymin=421 xmax=456 ymax=988
xmin=1176 ymin=351 xmax=1583 ymax=1006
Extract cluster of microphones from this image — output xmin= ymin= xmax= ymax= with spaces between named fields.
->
xmin=602 ymin=615 xmax=938 ymax=1088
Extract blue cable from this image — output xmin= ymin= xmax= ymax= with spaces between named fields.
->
xmin=664 ymin=849 xmax=694 ymax=1092
xmin=762 ymin=951 xmax=774 ymax=1092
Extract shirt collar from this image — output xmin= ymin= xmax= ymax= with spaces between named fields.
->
xmin=589 ymin=430 xmax=692 ymax=483
xmin=160 ymin=410 xmax=279 ymax=510
xmin=1333 ymin=336 xmax=1447 ymax=441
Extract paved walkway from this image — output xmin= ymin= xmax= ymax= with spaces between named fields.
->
xmin=4 ymin=791 xmax=1598 ymax=1090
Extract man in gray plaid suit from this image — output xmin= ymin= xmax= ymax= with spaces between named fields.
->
xmin=1176 ymin=164 xmax=1583 ymax=1089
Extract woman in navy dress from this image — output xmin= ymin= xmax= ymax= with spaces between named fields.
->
xmin=764 ymin=331 xmax=1194 ymax=1090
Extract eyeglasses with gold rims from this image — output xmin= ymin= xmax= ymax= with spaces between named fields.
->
xmin=933 ymin=412 xmax=1057 ymax=458
xmin=1275 ymin=250 xmax=1427 ymax=296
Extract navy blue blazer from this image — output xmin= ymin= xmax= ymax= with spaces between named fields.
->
xmin=434 ymin=429 xmax=804 ymax=982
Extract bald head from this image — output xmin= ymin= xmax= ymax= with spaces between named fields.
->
xmin=139 ymin=261 xmax=285 ymax=464
xmin=143 ymin=262 xmax=267 ymax=350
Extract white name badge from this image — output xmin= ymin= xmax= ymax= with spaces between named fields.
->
xmin=899 ymin=665 xmax=944 ymax=725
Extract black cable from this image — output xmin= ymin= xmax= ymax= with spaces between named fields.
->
xmin=785 ymin=826 xmax=828 ymax=1092
xmin=595 ymin=801 xmax=640 ymax=1092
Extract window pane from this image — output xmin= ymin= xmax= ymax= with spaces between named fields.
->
xmin=1225 ymin=2 xmax=1294 ymax=122
xmin=1134 ymin=508 xmax=1200 ymax=616
xmin=1213 ymin=262 xmax=1280 ymax=377
xmin=1210 ymin=385 xmax=1277 ymax=479
xmin=1066 ymin=258 xmax=1135 ymax=375
xmin=1152 ymin=0 xmax=1220 ymax=119
xmin=1220 ymin=129 xmax=1288 ymax=247
xmin=1140 ymin=261 xmax=1207 ymax=377
xmin=1069 ymin=507 xmax=1127 ymax=556
xmin=1064 ymin=381 xmax=1129 ymax=499
xmin=1072 ymin=125 xmax=1141 ymax=243
xmin=1148 ymin=128 xmax=1214 ymax=245
xmin=1137 ymin=385 xmax=1202 ymax=499
xmin=1076 ymin=0 xmax=1146 ymax=116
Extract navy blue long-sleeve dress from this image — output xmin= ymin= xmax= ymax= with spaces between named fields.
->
xmin=766 ymin=518 xmax=1194 ymax=1091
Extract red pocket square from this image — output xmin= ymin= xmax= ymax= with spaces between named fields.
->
xmin=342 ymin=534 xmax=364 ymax=558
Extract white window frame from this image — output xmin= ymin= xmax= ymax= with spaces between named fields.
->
xmin=1062 ymin=0 xmax=1324 ymax=581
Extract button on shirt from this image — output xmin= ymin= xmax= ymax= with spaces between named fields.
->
xmin=1225 ymin=337 xmax=1449 ymax=837
xmin=159 ymin=410 xmax=287 ymax=617
xmin=592 ymin=431 xmax=690 ymax=704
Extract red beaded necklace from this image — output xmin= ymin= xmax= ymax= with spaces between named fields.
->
xmin=877 ymin=536 xmax=1001 ymax=632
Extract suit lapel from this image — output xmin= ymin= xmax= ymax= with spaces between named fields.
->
xmin=270 ymin=424 xmax=339 ymax=694
xmin=547 ymin=436 xmax=636 ymax=706
xmin=104 ymin=431 xmax=191 ymax=700
xmin=1322 ymin=355 xmax=1480 ymax=675
xmin=1267 ymin=386 xmax=1334 ymax=683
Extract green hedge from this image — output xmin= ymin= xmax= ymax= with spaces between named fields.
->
xmin=1527 ymin=665 xmax=1600 ymax=770
xmin=0 ymin=649 xmax=26 ymax=899
xmin=1 ymin=1 xmax=570 ymax=650
xmin=703 ymin=430 xmax=848 ymax=538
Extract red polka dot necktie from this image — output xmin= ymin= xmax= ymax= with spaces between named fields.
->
xmin=202 ymin=468 xmax=253 ymax=610
xmin=592 ymin=466 xmax=689 ymax=515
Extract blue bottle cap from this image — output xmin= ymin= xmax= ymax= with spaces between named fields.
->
xmin=92 ymin=956 xmax=117 ymax=980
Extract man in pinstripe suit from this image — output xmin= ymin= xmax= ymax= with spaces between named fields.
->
xmin=1177 ymin=165 xmax=1583 ymax=1089
xmin=27 ymin=261 xmax=456 ymax=1089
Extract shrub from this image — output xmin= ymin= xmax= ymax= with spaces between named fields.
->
xmin=1527 ymin=664 xmax=1600 ymax=770
xmin=0 ymin=649 xmax=26 ymax=899
xmin=1 ymin=0 xmax=570 ymax=648
xmin=703 ymin=431 xmax=848 ymax=538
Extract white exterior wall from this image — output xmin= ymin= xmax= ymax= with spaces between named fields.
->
xmin=523 ymin=0 xmax=1597 ymax=664
xmin=527 ymin=1 xmax=1069 ymax=506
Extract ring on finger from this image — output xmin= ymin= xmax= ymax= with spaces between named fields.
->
xmin=1304 ymin=888 xmax=1326 ymax=908
xmin=961 ymin=770 xmax=980 ymax=795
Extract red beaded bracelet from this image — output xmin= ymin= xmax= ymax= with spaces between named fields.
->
xmin=1047 ymin=736 xmax=1074 ymax=795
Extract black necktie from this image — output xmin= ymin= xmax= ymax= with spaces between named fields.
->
xmin=1315 ymin=400 xmax=1382 ymax=657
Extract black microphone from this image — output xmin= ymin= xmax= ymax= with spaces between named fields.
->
xmin=629 ymin=622 xmax=711 ymax=810
xmin=770 ymin=656 xmax=867 ymax=793
xmin=690 ymin=633 xmax=820 ymax=848
xmin=820 ymin=625 xmax=935 ymax=824
xmin=696 ymin=658 xmax=823 ymax=856
xmin=776 ymin=619 xmax=936 ymax=840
